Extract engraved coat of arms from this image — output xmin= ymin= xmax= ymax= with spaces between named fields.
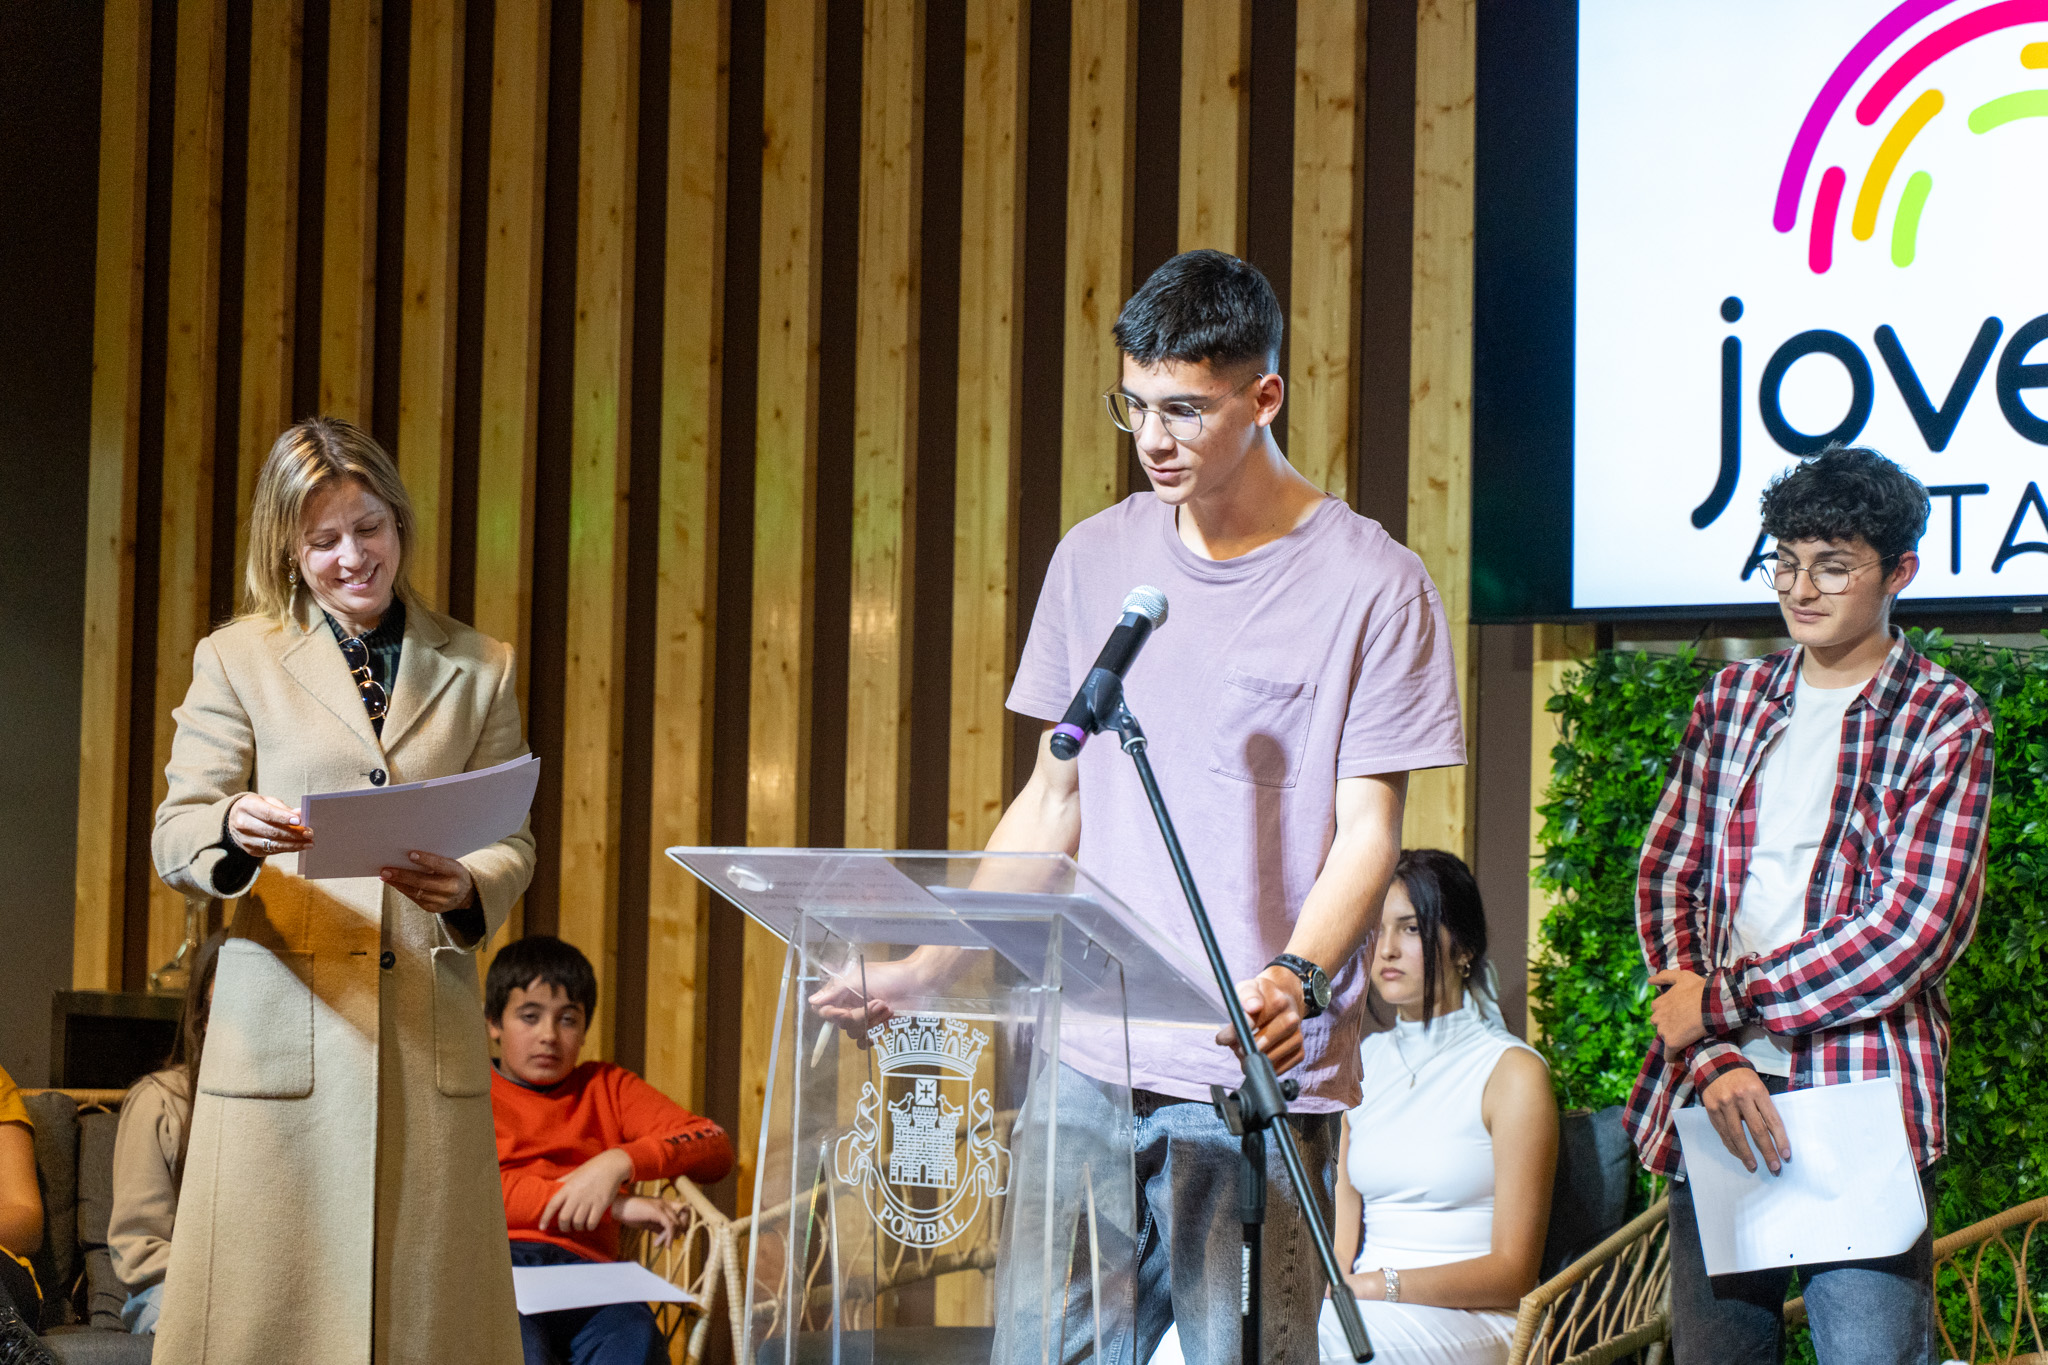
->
xmin=832 ymin=1014 xmax=1010 ymax=1249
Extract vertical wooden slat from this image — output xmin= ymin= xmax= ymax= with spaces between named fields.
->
xmin=75 ymin=0 xmax=152 ymax=991
xmin=1526 ymin=623 xmax=1594 ymax=1038
xmin=1287 ymin=0 xmax=1364 ymax=502
xmin=844 ymin=0 xmax=924 ymax=851
xmin=473 ymin=0 xmax=551 ymax=963
xmin=1176 ymin=0 xmax=1249 ymax=255
xmin=743 ymin=0 xmax=828 ymax=1210
xmin=474 ymin=0 xmax=550 ymax=707
xmin=397 ymin=0 xmax=466 ymax=608
xmin=559 ymin=0 xmax=641 ymax=1062
xmin=320 ymin=0 xmax=381 ymax=422
xmin=1060 ymin=0 xmax=1136 ymax=533
xmin=948 ymin=0 xmax=1027 ymax=852
xmin=646 ymin=0 xmax=729 ymax=1113
xmin=237 ymin=0 xmax=304 ymax=575
xmin=1403 ymin=0 xmax=1476 ymax=857
xmin=149 ymin=0 xmax=229 ymax=973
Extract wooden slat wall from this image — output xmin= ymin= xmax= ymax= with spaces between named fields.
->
xmin=149 ymin=0 xmax=228 ymax=972
xmin=645 ymin=0 xmax=730 ymax=1113
xmin=1059 ymin=0 xmax=1135 ymax=534
xmin=743 ymin=0 xmax=828 ymax=1210
xmin=1403 ymin=0 xmax=1476 ymax=857
xmin=558 ymin=0 xmax=642 ymax=1061
xmin=320 ymin=0 xmax=380 ymax=423
xmin=397 ymin=0 xmax=466 ymax=607
xmin=1178 ymin=0 xmax=1250 ymax=256
xmin=75 ymin=0 xmax=1500 ymax=1223
xmin=72 ymin=0 xmax=151 ymax=991
xmin=236 ymin=0 xmax=304 ymax=572
xmin=1287 ymin=0 xmax=1365 ymax=502
xmin=845 ymin=0 xmax=924 ymax=851
xmin=947 ymin=0 xmax=1027 ymax=852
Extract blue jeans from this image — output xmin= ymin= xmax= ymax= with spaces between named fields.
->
xmin=1667 ymin=1103 xmax=1938 ymax=1365
xmin=509 ymin=1240 xmax=667 ymax=1365
xmin=1015 ymin=1077 xmax=1338 ymax=1365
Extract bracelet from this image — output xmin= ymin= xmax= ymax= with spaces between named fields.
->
xmin=1382 ymin=1267 xmax=1401 ymax=1303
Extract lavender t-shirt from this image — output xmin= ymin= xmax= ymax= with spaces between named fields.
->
xmin=1007 ymin=494 xmax=1466 ymax=1111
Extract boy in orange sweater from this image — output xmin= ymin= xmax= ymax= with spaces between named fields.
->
xmin=488 ymin=936 xmax=732 ymax=1365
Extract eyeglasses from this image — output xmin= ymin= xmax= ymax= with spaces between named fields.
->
xmin=1103 ymin=371 xmax=1267 ymax=441
xmin=1765 ymin=554 xmax=1882 ymax=596
xmin=337 ymin=634 xmax=389 ymax=720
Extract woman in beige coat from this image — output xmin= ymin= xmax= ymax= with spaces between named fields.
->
xmin=151 ymin=417 xmax=531 ymax=1365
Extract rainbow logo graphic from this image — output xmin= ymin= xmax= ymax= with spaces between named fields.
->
xmin=1776 ymin=0 xmax=2048 ymax=273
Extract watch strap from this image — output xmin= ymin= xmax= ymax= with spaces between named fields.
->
xmin=1268 ymin=953 xmax=1331 ymax=1019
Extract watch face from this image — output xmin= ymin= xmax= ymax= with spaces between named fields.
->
xmin=1310 ymin=975 xmax=1333 ymax=1008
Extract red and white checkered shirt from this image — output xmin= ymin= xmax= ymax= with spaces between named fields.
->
xmin=1624 ymin=631 xmax=1992 ymax=1176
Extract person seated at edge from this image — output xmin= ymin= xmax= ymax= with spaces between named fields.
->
xmin=815 ymin=249 xmax=1466 ymax=1365
xmin=489 ymin=935 xmax=734 ymax=1365
xmin=108 ymin=931 xmax=225 ymax=1335
xmin=1629 ymin=445 xmax=1991 ymax=1365
xmin=1158 ymin=850 xmax=1554 ymax=1365
xmin=152 ymin=416 xmax=536 ymax=1365
xmin=0 ymin=1061 xmax=52 ymax=1364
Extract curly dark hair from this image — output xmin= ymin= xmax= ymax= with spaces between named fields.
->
xmin=1112 ymin=249 xmax=1283 ymax=371
xmin=1758 ymin=443 xmax=1930 ymax=569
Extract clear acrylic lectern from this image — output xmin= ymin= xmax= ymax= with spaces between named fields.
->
xmin=666 ymin=848 xmax=1229 ymax=1365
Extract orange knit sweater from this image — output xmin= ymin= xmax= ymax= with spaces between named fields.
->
xmin=492 ymin=1061 xmax=732 ymax=1263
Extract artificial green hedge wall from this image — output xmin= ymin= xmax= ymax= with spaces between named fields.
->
xmin=1529 ymin=632 xmax=2048 ymax=1344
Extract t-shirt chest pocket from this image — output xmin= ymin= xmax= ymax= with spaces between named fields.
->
xmin=1208 ymin=669 xmax=1318 ymax=788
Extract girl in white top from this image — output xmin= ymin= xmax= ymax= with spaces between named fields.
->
xmin=1321 ymin=849 xmax=1557 ymax=1365
xmin=1150 ymin=851 xmax=1558 ymax=1365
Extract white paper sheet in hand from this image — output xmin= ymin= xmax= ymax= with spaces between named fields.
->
xmin=1673 ymin=1077 xmax=1925 ymax=1276
xmin=511 ymin=1260 xmax=695 ymax=1315
xmin=296 ymin=754 xmax=540 ymax=879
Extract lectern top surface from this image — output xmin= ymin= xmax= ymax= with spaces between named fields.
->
xmin=664 ymin=847 xmax=1229 ymax=1029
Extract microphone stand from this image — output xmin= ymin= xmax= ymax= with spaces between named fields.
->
xmin=1092 ymin=690 xmax=1373 ymax=1363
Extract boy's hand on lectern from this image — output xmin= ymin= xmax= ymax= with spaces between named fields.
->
xmin=1217 ymin=969 xmax=1306 ymax=1074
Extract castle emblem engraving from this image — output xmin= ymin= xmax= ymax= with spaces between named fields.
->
xmin=832 ymin=1014 xmax=1010 ymax=1249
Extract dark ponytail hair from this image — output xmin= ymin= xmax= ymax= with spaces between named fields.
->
xmin=168 ymin=930 xmax=227 ymax=1195
xmin=1373 ymin=849 xmax=1493 ymax=1030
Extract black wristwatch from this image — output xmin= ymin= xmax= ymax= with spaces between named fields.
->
xmin=1268 ymin=953 xmax=1332 ymax=1019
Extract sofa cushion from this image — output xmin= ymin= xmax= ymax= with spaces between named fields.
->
xmin=19 ymin=1091 xmax=79 ymax=1325
xmin=1542 ymin=1104 xmax=1635 ymax=1278
xmin=74 ymin=1113 xmax=120 ymax=1250
xmin=40 ymin=1327 xmax=155 ymax=1364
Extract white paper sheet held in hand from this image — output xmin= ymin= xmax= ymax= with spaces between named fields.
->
xmin=296 ymin=755 xmax=541 ymax=880
xmin=511 ymin=1260 xmax=696 ymax=1315
xmin=1673 ymin=1077 xmax=1925 ymax=1276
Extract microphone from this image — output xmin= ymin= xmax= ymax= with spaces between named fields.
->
xmin=1050 ymin=586 xmax=1169 ymax=760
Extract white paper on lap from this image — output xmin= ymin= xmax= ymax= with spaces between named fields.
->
xmin=511 ymin=1260 xmax=695 ymax=1315
xmin=1674 ymin=1077 xmax=1925 ymax=1276
xmin=296 ymin=754 xmax=540 ymax=879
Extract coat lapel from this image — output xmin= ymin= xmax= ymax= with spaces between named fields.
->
xmin=278 ymin=593 xmax=384 ymax=759
xmin=379 ymin=605 xmax=459 ymax=754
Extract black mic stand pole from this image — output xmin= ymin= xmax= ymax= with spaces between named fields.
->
xmin=1096 ymin=693 xmax=1373 ymax=1363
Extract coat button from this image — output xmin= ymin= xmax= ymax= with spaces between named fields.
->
xmin=380 ymin=950 xmax=396 ymax=970
xmin=370 ymin=768 xmax=387 ymax=786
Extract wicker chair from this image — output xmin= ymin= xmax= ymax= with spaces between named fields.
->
xmin=616 ymin=1173 xmax=739 ymax=1365
xmin=1783 ymin=1196 xmax=2048 ymax=1364
xmin=1507 ymin=1196 xmax=1673 ymax=1365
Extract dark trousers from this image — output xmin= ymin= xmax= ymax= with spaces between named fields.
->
xmin=0 ymin=1252 xmax=41 ymax=1329
xmin=509 ymin=1240 xmax=667 ymax=1365
xmin=1667 ymin=1077 xmax=1938 ymax=1365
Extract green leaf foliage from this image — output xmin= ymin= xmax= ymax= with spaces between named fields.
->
xmin=1530 ymin=631 xmax=2048 ymax=1350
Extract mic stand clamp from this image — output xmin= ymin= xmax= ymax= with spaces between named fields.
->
xmin=1093 ymin=694 xmax=1373 ymax=1363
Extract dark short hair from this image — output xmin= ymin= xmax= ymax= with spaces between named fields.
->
xmin=485 ymin=935 xmax=598 ymax=1024
xmin=1759 ymin=444 xmax=1930 ymax=570
xmin=1372 ymin=849 xmax=1492 ymax=1031
xmin=1112 ymin=249 xmax=1283 ymax=371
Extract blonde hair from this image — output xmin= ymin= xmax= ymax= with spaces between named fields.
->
xmin=240 ymin=416 xmax=422 ymax=623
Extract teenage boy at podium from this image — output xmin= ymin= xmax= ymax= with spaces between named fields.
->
xmin=984 ymin=251 xmax=1464 ymax=1364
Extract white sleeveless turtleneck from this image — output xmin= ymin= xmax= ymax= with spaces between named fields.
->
xmin=1345 ymin=996 xmax=1543 ymax=1274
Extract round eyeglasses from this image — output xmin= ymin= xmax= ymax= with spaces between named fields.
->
xmin=1103 ymin=371 xmax=1268 ymax=442
xmin=336 ymin=633 xmax=390 ymax=720
xmin=1764 ymin=554 xmax=1881 ymax=596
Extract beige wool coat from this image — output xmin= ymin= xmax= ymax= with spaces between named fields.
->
xmin=151 ymin=592 xmax=533 ymax=1365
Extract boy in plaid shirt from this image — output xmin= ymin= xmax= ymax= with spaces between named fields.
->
xmin=1626 ymin=446 xmax=1991 ymax=1365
